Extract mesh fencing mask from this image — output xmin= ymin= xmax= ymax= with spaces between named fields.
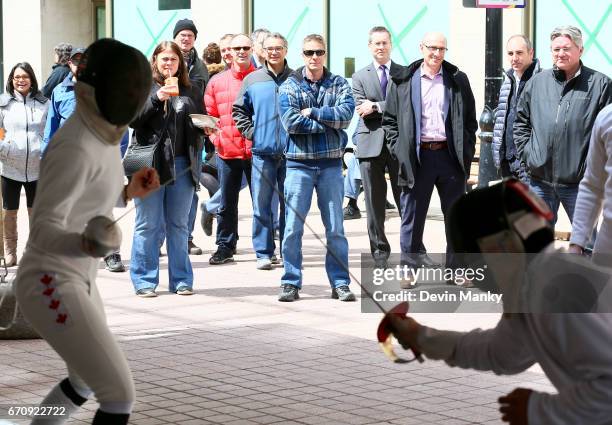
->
xmin=78 ymin=38 xmax=152 ymax=126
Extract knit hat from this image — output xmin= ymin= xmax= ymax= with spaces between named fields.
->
xmin=173 ymin=18 xmax=198 ymax=39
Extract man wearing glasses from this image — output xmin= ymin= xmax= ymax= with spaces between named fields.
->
xmin=278 ymin=34 xmax=356 ymax=302
xmin=233 ymin=33 xmax=292 ymax=271
xmin=173 ymin=18 xmax=209 ymax=94
xmin=383 ymin=32 xmax=477 ymax=274
xmin=204 ymin=33 xmax=256 ymax=265
xmin=514 ymin=25 xmax=611 ymax=231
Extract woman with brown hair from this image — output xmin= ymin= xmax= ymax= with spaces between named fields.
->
xmin=202 ymin=42 xmax=225 ymax=77
xmin=129 ymin=41 xmax=204 ymax=297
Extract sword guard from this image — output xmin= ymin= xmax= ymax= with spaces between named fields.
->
xmin=377 ymin=302 xmax=424 ymax=363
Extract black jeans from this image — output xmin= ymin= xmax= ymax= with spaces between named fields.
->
xmin=215 ymin=158 xmax=252 ymax=252
xmin=1 ymin=176 xmax=37 ymax=210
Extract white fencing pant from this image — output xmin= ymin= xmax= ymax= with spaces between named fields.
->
xmin=15 ymin=267 xmax=135 ymax=412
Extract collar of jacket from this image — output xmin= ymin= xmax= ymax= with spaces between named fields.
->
xmin=389 ymin=59 xmax=459 ymax=84
xmin=504 ymin=58 xmax=541 ymax=82
xmin=553 ymin=60 xmax=583 ymax=82
xmin=186 ymin=48 xmax=196 ymax=67
xmin=0 ymin=90 xmax=47 ymax=106
xmin=74 ymin=82 xmax=127 ymax=146
xmin=61 ymin=73 xmax=76 ymax=88
xmin=231 ymin=62 xmax=256 ymax=79
xmin=262 ymin=59 xmax=292 ymax=82
xmin=289 ymin=66 xmax=332 ymax=84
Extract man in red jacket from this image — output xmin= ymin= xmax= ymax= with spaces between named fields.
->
xmin=204 ymin=33 xmax=256 ymax=264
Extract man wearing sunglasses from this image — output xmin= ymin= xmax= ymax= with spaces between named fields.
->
xmin=383 ymin=32 xmax=477 ymax=274
xmin=278 ymin=34 xmax=356 ymax=302
xmin=204 ymin=33 xmax=256 ymax=265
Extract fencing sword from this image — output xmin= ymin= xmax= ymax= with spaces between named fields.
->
xmin=83 ymin=110 xmax=423 ymax=363
xmin=245 ymin=143 xmax=423 ymax=364
xmin=191 ymin=115 xmax=422 ymax=364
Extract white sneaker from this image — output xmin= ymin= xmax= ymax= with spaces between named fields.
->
xmin=256 ymin=258 xmax=272 ymax=270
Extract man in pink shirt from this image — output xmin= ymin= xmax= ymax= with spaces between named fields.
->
xmin=382 ymin=32 xmax=477 ymax=276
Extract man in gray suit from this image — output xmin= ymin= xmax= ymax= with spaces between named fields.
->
xmin=352 ymin=26 xmax=402 ymax=269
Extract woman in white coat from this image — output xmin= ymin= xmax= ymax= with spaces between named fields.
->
xmin=0 ymin=62 xmax=49 ymax=266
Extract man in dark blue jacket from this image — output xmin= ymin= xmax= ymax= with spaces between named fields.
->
xmin=233 ymin=32 xmax=292 ymax=271
xmin=492 ymin=35 xmax=540 ymax=182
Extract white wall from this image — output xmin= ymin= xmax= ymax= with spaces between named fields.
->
xmin=40 ymin=0 xmax=95 ymax=81
xmin=2 ymin=0 xmax=95 ymax=91
xmin=191 ymin=0 xmax=244 ymax=50
xmin=3 ymin=0 xmax=43 ymax=85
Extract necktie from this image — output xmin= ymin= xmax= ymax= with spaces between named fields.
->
xmin=379 ymin=64 xmax=388 ymax=100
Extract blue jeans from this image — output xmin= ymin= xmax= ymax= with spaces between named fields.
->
xmin=251 ymin=154 xmax=286 ymax=259
xmin=529 ymin=179 xmax=579 ymax=225
xmin=216 ymin=158 xmax=252 ymax=252
xmin=188 ymin=192 xmax=198 ymax=242
xmin=281 ymin=159 xmax=350 ymax=289
xmin=343 ymin=151 xmax=362 ymax=199
xmin=131 ymin=157 xmax=195 ymax=292
xmin=529 ymin=178 xmax=597 ymax=249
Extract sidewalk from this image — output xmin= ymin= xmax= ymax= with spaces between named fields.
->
xmin=0 ymin=190 xmax=554 ymax=425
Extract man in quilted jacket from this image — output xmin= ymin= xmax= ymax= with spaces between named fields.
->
xmin=204 ymin=33 xmax=256 ymax=265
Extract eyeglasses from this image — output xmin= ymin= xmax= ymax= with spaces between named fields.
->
xmin=265 ymin=46 xmax=285 ymax=53
xmin=13 ymin=75 xmax=30 ymax=81
xmin=552 ymin=47 xmax=576 ymax=54
xmin=303 ymin=49 xmax=326 ymax=57
xmin=232 ymin=46 xmax=252 ymax=52
xmin=423 ymin=45 xmax=448 ymax=53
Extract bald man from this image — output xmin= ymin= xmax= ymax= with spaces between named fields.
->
xmin=383 ymin=32 xmax=477 ymax=273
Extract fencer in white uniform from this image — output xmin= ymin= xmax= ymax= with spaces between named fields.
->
xmin=388 ymin=179 xmax=612 ymax=425
xmin=15 ymin=39 xmax=159 ymax=425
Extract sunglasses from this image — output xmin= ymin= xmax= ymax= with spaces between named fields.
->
xmin=232 ymin=46 xmax=252 ymax=52
xmin=303 ymin=49 xmax=326 ymax=57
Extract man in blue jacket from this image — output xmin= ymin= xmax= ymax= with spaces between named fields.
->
xmin=278 ymin=34 xmax=356 ymax=302
xmin=233 ymin=32 xmax=292 ymax=271
xmin=42 ymin=48 xmax=84 ymax=152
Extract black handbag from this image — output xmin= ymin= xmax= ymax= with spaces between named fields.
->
xmin=122 ymin=143 xmax=159 ymax=176
xmin=123 ymin=108 xmax=172 ymax=176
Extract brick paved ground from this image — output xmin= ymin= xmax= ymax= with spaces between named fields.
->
xmin=1 ymin=190 xmax=555 ymax=424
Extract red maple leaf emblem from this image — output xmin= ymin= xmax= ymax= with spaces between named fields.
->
xmin=49 ymin=299 xmax=60 ymax=310
xmin=40 ymin=274 xmax=53 ymax=285
xmin=43 ymin=287 xmax=55 ymax=297
xmin=56 ymin=314 xmax=67 ymax=324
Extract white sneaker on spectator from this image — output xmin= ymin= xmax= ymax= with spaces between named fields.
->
xmin=257 ymin=258 xmax=272 ymax=270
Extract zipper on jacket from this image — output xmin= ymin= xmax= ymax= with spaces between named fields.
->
xmin=275 ymin=85 xmax=280 ymax=154
xmin=24 ymin=98 xmax=30 ymax=182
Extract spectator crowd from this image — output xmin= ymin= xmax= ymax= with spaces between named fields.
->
xmin=1 ymin=21 xmax=610 ymax=302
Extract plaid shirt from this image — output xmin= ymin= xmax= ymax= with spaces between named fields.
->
xmin=279 ymin=67 xmax=355 ymax=160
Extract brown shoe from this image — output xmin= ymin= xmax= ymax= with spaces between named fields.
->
xmin=188 ymin=241 xmax=203 ymax=255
